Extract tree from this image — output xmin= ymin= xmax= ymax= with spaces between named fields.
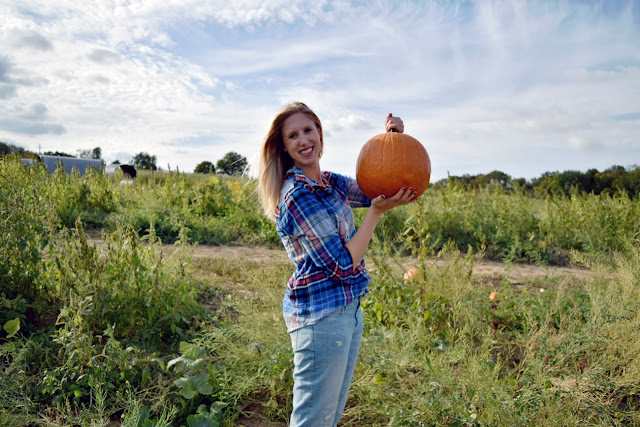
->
xmin=1 ymin=141 xmax=26 ymax=157
xmin=194 ymin=161 xmax=215 ymax=174
xmin=77 ymin=147 xmax=102 ymax=159
xmin=483 ymin=170 xmax=511 ymax=188
xmin=623 ymin=165 xmax=640 ymax=197
xmin=133 ymin=152 xmax=157 ymax=170
xmin=216 ymin=152 xmax=248 ymax=176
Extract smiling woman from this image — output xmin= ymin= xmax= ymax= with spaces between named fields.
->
xmin=258 ymin=101 xmax=418 ymax=426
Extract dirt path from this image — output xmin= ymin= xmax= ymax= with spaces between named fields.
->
xmin=89 ymin=237 xmax=593 ymax=285
xmin=190 ymin=243 xmax=290 ymax=264
xmin=188 ymin=243 xmax=592 ymax=283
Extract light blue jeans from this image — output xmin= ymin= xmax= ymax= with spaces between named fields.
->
xmin=289 ymin=297 xmax=364 ymax=427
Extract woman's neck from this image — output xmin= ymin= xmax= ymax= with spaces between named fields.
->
xmin=298 ymin=164 xmax=323 ymax=185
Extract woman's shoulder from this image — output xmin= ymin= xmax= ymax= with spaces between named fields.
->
xmin=279 ymin=173 xmax=315 ymax=210
xmin=276 ymin=177 xmax=323 ymax=232
xmin=279 ymin=177 xmax=297 ymax=204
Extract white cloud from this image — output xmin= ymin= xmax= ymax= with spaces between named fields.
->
xmin=326 ymin=114 xmax=372 ymax=133
xmin=87 ymin=49 xmax=122 ymax=64
xmin=9 ymin=30 xmax=53 ymax=51
xmin=568 ymin=135 xmax=601 ymax=151
xmin=0 ymin=102 xmax=66 ymax=135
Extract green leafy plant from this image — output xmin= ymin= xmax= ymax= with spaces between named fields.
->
xmin=2 ymin=318 xmax=20 ymax=339
xmin=186 ymin=403 xmax=226 ymax=427
xmin=169 ymin=342 xmax=213 ymax=399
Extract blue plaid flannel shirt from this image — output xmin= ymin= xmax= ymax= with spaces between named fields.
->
xmin=276 ymin=166 xmax=372 ymax=332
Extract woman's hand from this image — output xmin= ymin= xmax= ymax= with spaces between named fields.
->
xmin=370 ymin=187 xmax=417 ymax=215
xmin=385 ymin=113 xmax=404 ymax=133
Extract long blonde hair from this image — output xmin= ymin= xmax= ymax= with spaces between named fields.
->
xmin=258 ymin=102 xmax=323 ymax=221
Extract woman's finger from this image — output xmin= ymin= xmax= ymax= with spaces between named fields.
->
xmin=389 ymin=187 xmax=407 ymax=200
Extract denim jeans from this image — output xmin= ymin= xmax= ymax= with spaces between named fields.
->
xmin=289 ymin=297 xmax=364 ymax=427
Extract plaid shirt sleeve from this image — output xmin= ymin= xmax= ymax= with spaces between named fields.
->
xmin=333 ymin=174 xmax=371 ymax=208
xmin=346 ymin=174 xmax=371 ymax=208
xmin=279 ymin=187 xmax=357 ymax=280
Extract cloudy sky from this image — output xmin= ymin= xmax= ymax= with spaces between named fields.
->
xmin=1 ymin=0 xmax=639 ymax=182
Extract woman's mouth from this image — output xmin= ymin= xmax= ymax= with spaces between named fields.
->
xmin=300 ymin=146 xmax=313 ymax=156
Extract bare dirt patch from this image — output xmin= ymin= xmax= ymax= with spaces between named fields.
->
xmin=190 ymin=244 xmax=289 ymax=264
xmin=89 ymin=237 xmax=592 ymax=284
xmin=410 ymin=257 xmax=592 ymax=283
xmin=188 ymin=244 xmax=591 ymax=282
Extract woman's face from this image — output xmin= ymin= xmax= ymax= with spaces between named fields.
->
xmin=281 ymin=112 xmax=322 ymax=172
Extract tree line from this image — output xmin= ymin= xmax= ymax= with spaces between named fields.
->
xmin=3 ymin=141 xmax=638 ymax=193
xmin=127 ymin=152 xmax=248 ymax=175
xmin=436 ymin=164 xmax=640 ymax=197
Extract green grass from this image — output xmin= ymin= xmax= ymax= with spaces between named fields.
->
xmin=2 ymin=155 xmax=640 ymax=425
xmin=185 ymin=244 xmax=640 ymax=426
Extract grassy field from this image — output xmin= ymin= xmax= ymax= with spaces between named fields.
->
xmin=188 ymin=245 xmax=640 ymax=426
xmin=1 ymin=157 xmax=639 ymax=425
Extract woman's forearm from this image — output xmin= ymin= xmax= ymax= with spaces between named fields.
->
xmin=346 ymin=186 xmax=417 ymax=269
xmin=345 ymin=208 xmax=383 ymax=268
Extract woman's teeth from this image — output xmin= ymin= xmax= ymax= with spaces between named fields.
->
xmin=300 ymin=147 xmax=313 ymax=155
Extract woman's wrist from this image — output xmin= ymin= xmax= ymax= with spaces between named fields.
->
xmin=367 ymin=206 xmax=385 ymax=220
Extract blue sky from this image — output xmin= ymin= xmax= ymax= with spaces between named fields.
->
xmin=1 ymin=0 xmax=638 ymax=182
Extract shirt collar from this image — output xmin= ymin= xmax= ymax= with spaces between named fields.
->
xmin=286 ymin=166 xmax=332 ymax=191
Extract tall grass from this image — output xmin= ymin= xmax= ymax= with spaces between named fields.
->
xmin=348 ymin=242 xmax=640 ymax=425
xmin=2 ymin=156 xmax=639 ymax=425
xmin=3 ymin=156 xmax=637 ymax=263
xmin=396 ymin=184 xmax=640 ymax=265
xmin=186 ymin=241 xmax=640 ymax=426
xmin=109 ymin=170 xmax=279 ymax=246
xmin=1 ymin=157 xmax=208 ymax=424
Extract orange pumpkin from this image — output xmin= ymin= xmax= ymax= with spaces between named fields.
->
xmin=403 ymin=267 xmax=419 ymax=284
xmin=356 ymin=130 xmax=431 ymax=199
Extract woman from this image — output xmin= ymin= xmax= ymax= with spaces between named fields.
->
xmin=258 ymin=102 xmax=417 ymax=426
